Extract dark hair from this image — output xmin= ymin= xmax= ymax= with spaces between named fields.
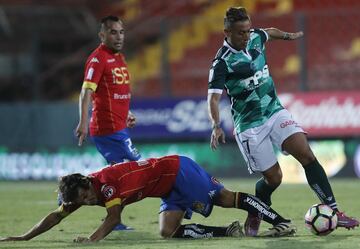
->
xmin=58 ymin=173 xmax=90 ymax=204
xmin=100 ymin=15 xmax=122 ymax=30
xmin=224 ymin=7 xmax=250 ymax=29
xmin=101 ymin=15 xmax=120 ymax=24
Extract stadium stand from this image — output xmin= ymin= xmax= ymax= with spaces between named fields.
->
xmin=127 ymin=0 xmax=360 ymax=97
xmin=0 ymin=0 xmax=359 ymax=101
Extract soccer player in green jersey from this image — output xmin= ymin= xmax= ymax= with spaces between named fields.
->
xmin=207 ymin=6 xmax=359 ymax=236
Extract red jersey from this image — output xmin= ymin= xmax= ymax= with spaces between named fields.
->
xmin=82 ymin=44 xmax=131 ymax=136
xmin=89 ymin=155 xmax=180 ymax=209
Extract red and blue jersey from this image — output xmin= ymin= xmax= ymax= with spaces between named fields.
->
xmin=82 ymin=44 xmax=131 ymax=136
xmin=90 ymin=155 xmax=180 ymax=209
xmin=58 ymin=155 xmax=224 ymax=219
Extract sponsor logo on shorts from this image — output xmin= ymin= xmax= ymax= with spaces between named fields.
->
xmin=101 ymin=185 xmax=116 ymax=199
xmin=208 ymin=190 xmax=216 ymax=199
xmin=280 ymin=120 xmax=296 ymax=128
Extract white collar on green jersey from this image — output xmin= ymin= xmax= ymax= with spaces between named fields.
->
xmin=223 ymin=39 xmax=251 ymax=59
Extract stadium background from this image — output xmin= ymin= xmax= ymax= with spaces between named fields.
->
xmin=0 ymin=0 xmax=359 ymax=183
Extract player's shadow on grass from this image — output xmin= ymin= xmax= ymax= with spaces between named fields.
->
xmin=103 ymin=231 xmax=196 ymax=245
xmin=263 ymin=234 xmax=352 ymax=249
xmin=106 ymin=231 xmax=156 ymax=242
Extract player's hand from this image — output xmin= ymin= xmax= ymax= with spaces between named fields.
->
xmin=0 ymin=236 xmax=26 ymax=241
xmin=126 ymin=112 xmax=136 ymax=128
xmin=210 ymin=127 xmax=226 ymax=150
xmin=75 ymin=121 xmax=88 ymax=146
xmin=287 ymin=31 xmax=304 ymax=40
xmin=73 ymin=236 xmax=92 ymax=243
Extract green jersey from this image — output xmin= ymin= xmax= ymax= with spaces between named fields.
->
xmin=208 ymin=28 xmax=283 ymax=133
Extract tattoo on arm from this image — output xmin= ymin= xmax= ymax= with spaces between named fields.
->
xmin=283 ymin=32 xmax=290 ymax=40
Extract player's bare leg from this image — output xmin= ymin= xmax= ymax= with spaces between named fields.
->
xmin=159 ymin=210 xmax=184 ymax=238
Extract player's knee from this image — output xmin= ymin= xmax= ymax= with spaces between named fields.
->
xmin=292 ymin=145 xmax=316 ymax=166
xmin=159 ymin=228 xmax=174 ymax=238
xmin=300 ymin=153 xmax=317 ymax=167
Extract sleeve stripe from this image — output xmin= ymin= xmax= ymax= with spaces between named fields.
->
xmin=82 ymin=81 xmax=97 ymax=91
xmin=208 ymin=89 xmax=223 ymax=94
xmin=260 ymin=28 xmax=269 ymax=42
xmin=105 ymin=198 xmax=122 ymax=209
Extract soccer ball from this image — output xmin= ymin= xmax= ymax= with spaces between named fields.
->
xmin=304 ymin=204 xmax=338 ymax=236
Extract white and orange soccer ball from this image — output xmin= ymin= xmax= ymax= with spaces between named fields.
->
xmin=305 ymin=204 xmax=338 ymax=236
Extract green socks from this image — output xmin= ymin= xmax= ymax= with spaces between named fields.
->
xmin=304 ymin=159 xmax=338 ymax=210
xmin=255 ymin=178 xmax=278 ymax=206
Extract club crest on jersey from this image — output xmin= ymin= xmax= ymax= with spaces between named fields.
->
xmin=253 ymin=43 xmax=261 ymax=52
xmin=101 ymin=185 xmax=116 ymax=199
xmin=90 ymin=57 xmax=99 ymax=63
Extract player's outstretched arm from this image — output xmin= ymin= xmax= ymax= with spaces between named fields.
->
xmin=74 ymin=204 xmax=122 ymax=243
xmin=264 ymin=27 xmax=303 ymax=41
xmin=0 ymin=207 xmax=71 ymax=242
xmin=207 ymin=93 xmax=226 ymax=150
xmin=76 ymin=88 xmax=93 ymax=146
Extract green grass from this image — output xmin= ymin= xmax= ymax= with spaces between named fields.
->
xmin=0 ymin=179 xmax=359 ymax=249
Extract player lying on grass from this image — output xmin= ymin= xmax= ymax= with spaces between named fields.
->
xmin=0 ymin=155 xmax=296 ymax=243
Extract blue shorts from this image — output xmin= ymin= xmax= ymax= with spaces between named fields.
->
xmin=91 ymin=129 xmax=141 ymax=164
xmin=160 ymin=156 xmax=224 ymax=219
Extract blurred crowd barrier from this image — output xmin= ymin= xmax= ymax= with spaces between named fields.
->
xmin=1 ymin=139 xmax=359 ymax=181
xmin=1 ymin=92 xmax=359 ymax=149
xmin=0 ymin=91 xmax=360 ymax=180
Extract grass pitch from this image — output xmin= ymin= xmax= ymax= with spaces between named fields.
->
xmin=0 ymin=179 xmax=359 ymax=249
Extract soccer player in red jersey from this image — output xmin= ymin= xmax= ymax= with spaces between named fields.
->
xmin=0 ymin=155 xmax=296 ymax=243
xmin=75 ymin=15 xmax=140 ymax=164
xmin=74 ymin=15 xmax=140 ymax=230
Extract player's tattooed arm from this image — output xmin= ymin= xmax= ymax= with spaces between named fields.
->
xmin=264 ymin=27 xmax=304 ymax=41
xmin=76 ymin=88 xmax=94 ymax=146
xmin=208 ymin=93 xmax=226 ymax=150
